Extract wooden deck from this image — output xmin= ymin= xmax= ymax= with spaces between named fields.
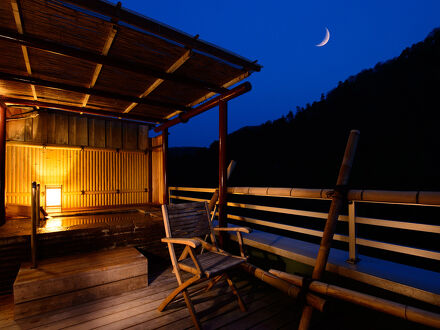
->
xmin=0 ymin=264 xmax=297 ymax=330
xmin=0 ymin=260 xmax=436 ymax=330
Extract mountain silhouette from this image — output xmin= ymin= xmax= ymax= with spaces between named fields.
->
xmin=169 ymin=28 xmax=440 ymax=191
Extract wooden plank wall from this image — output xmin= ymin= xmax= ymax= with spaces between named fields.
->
xmin=5 ymin=145 xmax=150 ymax=209
xmin=6 ymin=111 xmax=150 ymax=151
xmin=5 ymin=111 xmax=158 ymax=209
xmin=151 ymin=135 xmax=164 ymax=205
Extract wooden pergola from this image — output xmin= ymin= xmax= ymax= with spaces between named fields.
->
xmin=0 ymin=0 xmax=261 ymax=226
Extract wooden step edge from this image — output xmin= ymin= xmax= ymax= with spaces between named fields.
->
xmin=14 ymin=260 xmax=148 ymax=304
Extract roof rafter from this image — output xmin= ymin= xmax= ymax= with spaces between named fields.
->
xmin=82 ymin=25 xmax=118 ymax=107
xmin=164 ymin=71 xmax=250 ymax=120
xmin=1 ymin=96 xmax=162 ymax=124
xmin=123 ymin=49 xmax=192 ymax=113
xmin=10 ymin=0 xmax=37 ymax=101
xmin=0 ymin=71 xmax=190 ymax=111
xmin=0 ymin=27 xmax=228 ymax=94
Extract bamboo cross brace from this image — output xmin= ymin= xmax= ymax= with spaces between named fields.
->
xmin=298 ymin=129 xmax=360 ymax=330
xmin=270 ymin=269 xmax=440 ymax=329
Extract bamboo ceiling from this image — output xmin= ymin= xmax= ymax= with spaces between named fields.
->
xmin=0 ymin=0 xmax=261 ymax=124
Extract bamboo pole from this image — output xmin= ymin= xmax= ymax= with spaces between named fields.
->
xmin=270 ymin=269 xmax=440 ymax=329
xmin=299 ymin=130 xmax=360 ymax=330
xmin=208 ymin=160 xmax=236 ymax=212
xmin=240 ymin=263 xmax=327 ymax=312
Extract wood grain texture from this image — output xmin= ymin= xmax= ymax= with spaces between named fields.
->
xmin=13 ymin=247 xmax=148 ymax=319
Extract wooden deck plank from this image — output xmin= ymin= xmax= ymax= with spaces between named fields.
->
xmin=126 ymin=289 xmax=249 ymax=330
xmin=201 ymin=288 xmax=281 ymax=330
xmin=12 ymin=279 xmax=182 ymax=329
xmin=218 ymin=293 xmax=294 ymax=330
xmin=90 ymin=280 xmax=250 ymax=330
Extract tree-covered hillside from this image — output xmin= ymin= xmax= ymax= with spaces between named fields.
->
xmin=169 ymin=28 xmax=440 ymax=190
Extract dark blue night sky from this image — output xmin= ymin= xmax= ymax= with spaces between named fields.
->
xmin=122 ymin=0 xmax=440 ymax=147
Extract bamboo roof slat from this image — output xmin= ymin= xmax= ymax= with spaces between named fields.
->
xmin=177 ymin=52 xmax=246 ymax=86
xmin=0 ymin=41 xmax=27 ymax=76
xmin=0 ymin=1 xmax=17 ymax=30
xmin=129 ymin=105 xmax=176 ymax=121
xmin=0 ymin=0 xmax=260 ymax=123
xmin=108 ymin=25 xmax=186 ymax=72
xmin=28 ymin=48 xmax=96 ymax=87
xmin=62 ymin=0 xmax=262 ymax=72
xmin=0 ymin=80 xmax=34 ymax=99
xmin=20 ymin=0 xmax=110 ymax=54
xmin=86 ymin=95 xmax=133 ymax=114
xmin=34 ymin=86 xmax=86 ymax=107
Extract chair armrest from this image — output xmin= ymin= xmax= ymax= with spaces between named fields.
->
xmin=213 ymin=227 xmax=252 ymax=234
xmin=161 ymin=238 xmax=201 ymax=249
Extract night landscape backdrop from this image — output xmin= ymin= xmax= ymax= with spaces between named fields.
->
xmin=169 ymin=27 xmax=440 ymax=190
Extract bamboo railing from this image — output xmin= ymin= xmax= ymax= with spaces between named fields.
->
xmin=169 ymin=186 xmax=440 ymax=263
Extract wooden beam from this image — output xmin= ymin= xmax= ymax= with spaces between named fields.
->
xmin=0 ymin=27 xmax=227 ymax=94
xmin=82 ymin=25 xmax=118 ymax=107
xmin=164 ymin=71 xmax=250 ymax=120
xmin=61 ymin=0 xmax=262 ymax=72
xmin=1 ymin=97 xmax=161 ymax=123
xmin=10 ymin=0 xmax=37 ymax=101
xmin=124 ymin=49 xmax=192 ymax=113
xmin=162 ymin=129 xmax=168 ymax=204
xmin=154 ymin=82 xmax=251 ymax=132
xmin=218 ymin=100 xmax=228 ymax=247
xmin=0 ymin=101 xmax=6 ymax=226
xmin=0 ymin=71 xmax=189 ymax=111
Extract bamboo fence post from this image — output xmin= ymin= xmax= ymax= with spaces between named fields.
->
xmin=270 ymin=269 xmax=440 ymax=329
xmin=299 ymin=130 xmax=360 ymax=330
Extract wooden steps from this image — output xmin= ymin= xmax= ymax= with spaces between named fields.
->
xmin=13 ymin=247 xmax=148 ymax=319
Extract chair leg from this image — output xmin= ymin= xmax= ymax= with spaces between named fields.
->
xmin=225 ymin=273 xmax=247 ymax=312
xmin=158 ymin=275 xmax=201 ymax=312
xmin=205 ymin=274 xmax=224 ymax=292
xmin=182 ymin=289 xmax=202 ymax=330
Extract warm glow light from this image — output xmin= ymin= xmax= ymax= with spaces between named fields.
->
xmin=46 ymin=186 xmax=61 ymax=207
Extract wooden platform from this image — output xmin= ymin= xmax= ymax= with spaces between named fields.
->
xmin=13 ymin=247 xmax=148 ymax=319
xmin=0 ymin=263 xmax=434 ymax=329
xmin=0 ymin=207 xmax=164 ymax=294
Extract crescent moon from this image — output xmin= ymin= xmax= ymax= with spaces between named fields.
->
xmin=316 ymin=27 xmax=330 ymax=47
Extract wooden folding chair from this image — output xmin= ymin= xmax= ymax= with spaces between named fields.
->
xmin=159 ymin=201 xmax=251 ymax=329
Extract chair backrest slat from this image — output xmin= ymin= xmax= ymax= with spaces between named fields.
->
xmin=165 ymin=202 xmax=211 ymax=239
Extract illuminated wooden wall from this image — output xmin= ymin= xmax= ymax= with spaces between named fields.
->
xmin=6 ymin=144 xmax=151 ymax=209
xmin=5 ymin=110 xmax=166 ymax=210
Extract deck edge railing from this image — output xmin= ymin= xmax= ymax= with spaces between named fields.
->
xmin=169 ymin=186 xmax=440 ymax=264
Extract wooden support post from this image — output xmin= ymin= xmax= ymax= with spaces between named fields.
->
xmin=162 ymin=129 xmax=168 ymax=204
xmin=147 ymin=138 xmax=153 ymax=204
xmin=35 ymin=183 xmax=40 ymax=225
xmin=218 ymin=100 xmax=228 ymax=247
xmin=31 ymin=181 xmax=37 ymax=268
xmin=0 ymin=102 xmax=5 ymax=226
xmin=299 ymin=130 xmax=360 ymax=330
